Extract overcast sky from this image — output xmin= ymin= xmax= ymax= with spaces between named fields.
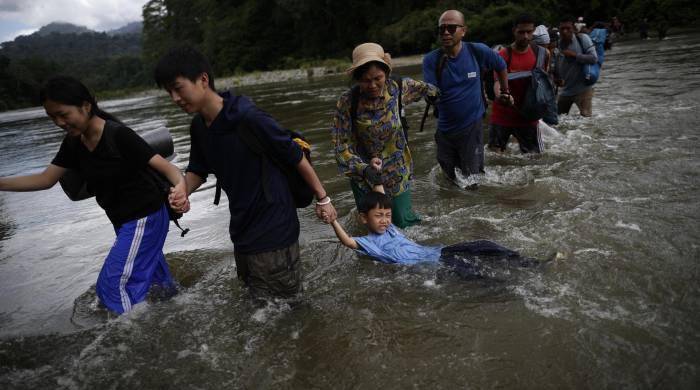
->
xmin=0 ymin=0 xmax=148 ymax=43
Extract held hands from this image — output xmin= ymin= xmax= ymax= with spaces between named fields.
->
xmin=315 ymin=195 xmax=337 ymax=224
xmin=562 ymin=49 xmax=577 ymax=58
xmin=168 ymin=180 xmax=190 ymax=214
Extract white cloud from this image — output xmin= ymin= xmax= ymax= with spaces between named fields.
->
xmin=1 ymin=28 xmax=37 ymax=42
xmin=0 ymin=0 xmax=147 ymax=36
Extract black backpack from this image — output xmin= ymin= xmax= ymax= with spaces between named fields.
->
xmin=419 ymin=42 xmax=489 ymax=132
xmin=58 ymin=125 xmax=190 ymax=236
xmin=350 ymin=74 xmax=408 ymax=142
xmin=207 ymin=110 xmax=314 ymax=209
xmin=504 ymin=44 xmax=558 ymax=125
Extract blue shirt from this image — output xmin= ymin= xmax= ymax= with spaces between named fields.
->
xmin=354 ymin=225 xmax=443 ymax=264
xmin=187 ymin=92 xmax=303 ymax=254
xmin=423 ymin=42 xmax=506 ymax=133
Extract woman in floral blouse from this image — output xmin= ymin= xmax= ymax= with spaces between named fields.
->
xmin=332 ymin=43 xmax=439 ymax=228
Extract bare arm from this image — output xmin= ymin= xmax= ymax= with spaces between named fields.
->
xmin=149 ymin=154 xmax=185 ymax=190
xmin=331 ymin=219 xmax=359 ymax=249
xmin=297 ymin=154 xmax=337 ymax=223
xmin=168 ymin=171 xmax=205 ymax=214
xmin=149 ymin=154 xmax=191 ymax=213
xmin=0 ymin=164 xmax=66 ymax=192
xmin=493 ymin=68 xmax=514 ymax=106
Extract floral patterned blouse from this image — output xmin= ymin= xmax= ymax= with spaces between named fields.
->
xmin=332 ymin=77 xmax=439 ymax=196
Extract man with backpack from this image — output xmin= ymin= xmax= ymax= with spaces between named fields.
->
xmin=554 ymin=16 xmax=598 ymax=117
xmin=154 ymin=46 xmax=337 ymax=301
xmin=489 ymin=14 xmax=551 ymax=154
xmin=423 ymin=9 xmax=511 ymax=188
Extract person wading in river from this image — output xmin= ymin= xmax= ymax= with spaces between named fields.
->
xmin=332 ymin=42 xmax=439 ymax=228
xmin=553 ymin=16 xmax=598 ymax=117
xmin=155 ymin=46 xmax=336 ymax=302
xmin=0 ymin=76 xmax=186 ymax=314
xmin=422 ymin=9 xmax=512 ymax=189
xmin=488 ymin=14 xmax=550 ymax=154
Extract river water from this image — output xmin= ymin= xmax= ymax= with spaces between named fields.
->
xmin=1 ymin=33 xmax=698 ymax=389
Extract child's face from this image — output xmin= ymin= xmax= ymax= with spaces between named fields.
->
xmin=166 ymin=75 xmax=208 ymax=114
xmin=360 ymin=206 xmax=392 ymax=234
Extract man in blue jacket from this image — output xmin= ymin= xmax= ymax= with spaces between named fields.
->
xmin=154 ymin=46 xmax=337 ymax=301
xmin=423 ymin=9 xmax=511 ymax=188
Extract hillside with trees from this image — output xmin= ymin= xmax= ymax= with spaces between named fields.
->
xmin=1 ymin=0 xmax=698 ymax=111
xmin=0 ymin=22 xmax=145 ymax=111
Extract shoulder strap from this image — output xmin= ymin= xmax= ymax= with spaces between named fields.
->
xmin=466 ymin=42 xmax=488 ymax=113
xmin=533 ymin=44 xmax=545 ymax=69
xmin=506 ymin=46 xmax=512 ymax=72
xmin=389 ymin=75 xmax=403 ymax=118
xmin=388 ymin=75 xmax=409 ymax=139
xmin=420 ymin=51 xmax=448 ymax=133
xmin=350 ymin=85 xmax=360 ymax=136
xmin=213 ymin=110 xmax=273 ymax=205
xmin=436 ymin=52 xmax=449 ymax=85
xmin=466 ymin=42 xmax=482 ymax=72
xmin=575 ymin=33 xmax=593 ymax=52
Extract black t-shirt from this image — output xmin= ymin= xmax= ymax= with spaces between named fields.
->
xmin=187 ymin=92 xmax=303 ymax=254
xmin=52 ymin=120 xmax=162 ymax=226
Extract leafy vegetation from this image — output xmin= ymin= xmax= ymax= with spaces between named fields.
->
xmin=1 ymin=0 xmax=698 ymax=111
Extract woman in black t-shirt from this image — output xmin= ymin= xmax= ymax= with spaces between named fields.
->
xmin=0 ymin=76 xmax=188 ymax=314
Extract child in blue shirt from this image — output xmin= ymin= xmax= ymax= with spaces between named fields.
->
xmin=330 ymin=171 xmax=537 ymax=278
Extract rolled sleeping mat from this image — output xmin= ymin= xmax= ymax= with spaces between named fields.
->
xmin=59 ymin=126 xmax=176 ymax=201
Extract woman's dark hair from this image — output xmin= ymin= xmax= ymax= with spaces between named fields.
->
xmin=358 ymin=191 xmax=393 ymax=213
xmin=39 ymin=76 xmax=121 ymax=123
xmin=351 ymin=61 xmax=391 ymax=81
xmin=154 ymin=45 xmax=216 ymax=91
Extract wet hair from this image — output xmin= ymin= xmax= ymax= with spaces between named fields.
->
xmin=351 ymin=61 xmax=390 ymax=81
xmin=154 ymin=45 xmax=216 ymax=91
xmin=358 ymin=191 xmax=393 ymax=214
xmin=513 ymin=13 xmax=536 ymax=27
xmin=39 ymin=76 xmax=121 ymax=123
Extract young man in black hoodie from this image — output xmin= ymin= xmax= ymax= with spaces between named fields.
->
xmin=154 ymin=46 xmax=336 ymax=300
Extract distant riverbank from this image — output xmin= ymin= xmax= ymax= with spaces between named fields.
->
xmin=104 ymin=54 xmax=426 ymax=100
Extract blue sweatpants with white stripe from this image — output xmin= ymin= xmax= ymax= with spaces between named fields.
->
xmin=96 ymin=204 xmax=175 ymax=314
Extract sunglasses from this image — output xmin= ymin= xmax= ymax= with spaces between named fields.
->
xmin=438 ymin=24 xmax=463 ymax=35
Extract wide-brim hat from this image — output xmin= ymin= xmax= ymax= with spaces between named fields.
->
xmin=346 ymin=42 xmax=392 ymax=75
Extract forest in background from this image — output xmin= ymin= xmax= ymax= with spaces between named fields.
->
xmin=1 ymin=0 xmax=698 ymax=111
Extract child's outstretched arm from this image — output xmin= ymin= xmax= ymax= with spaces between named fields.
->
xmin=331 ymin=219 xmax=359 ymax=249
